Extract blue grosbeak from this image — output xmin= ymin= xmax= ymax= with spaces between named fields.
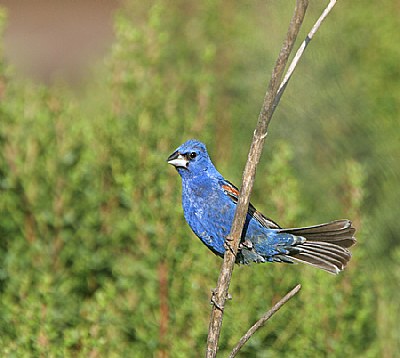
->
xmin=168 ymin=139 xmax=356 ymax=274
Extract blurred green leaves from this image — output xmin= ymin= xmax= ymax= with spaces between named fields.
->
xmin=0 ymin=1 xmax=399 ymax=357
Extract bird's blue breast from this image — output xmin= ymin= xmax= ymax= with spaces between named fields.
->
xmin=182 ymin=176 xmax=232 ymax=255
xmin=180 ymin=174 xmax=300 ymax=262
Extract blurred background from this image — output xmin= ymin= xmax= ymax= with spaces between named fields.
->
xmin=0 ymin=0 xmax=399 ymax=356
xmin=0 ymin=0 xmax=120 ymax=83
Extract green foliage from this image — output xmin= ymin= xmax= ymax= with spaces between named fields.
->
xmin=0 ymin=1 xmax=399 ymax=357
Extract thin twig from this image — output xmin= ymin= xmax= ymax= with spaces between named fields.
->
xmin=229 ymin=284 xmax=302 ymax=358
xmin=205 ymin=1 xmax=309 ymax=357
xmin=275 ymin=0 xmax=338 ymax=108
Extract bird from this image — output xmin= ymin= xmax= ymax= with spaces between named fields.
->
xmin=167 ymin=139 xmax=356 ymax=274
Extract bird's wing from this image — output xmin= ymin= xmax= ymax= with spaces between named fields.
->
xmin=219 ymin=180 xmax=281 ymax=229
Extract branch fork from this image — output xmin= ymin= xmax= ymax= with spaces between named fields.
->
xmin=206 ymin=1 xmax=339 ymax=357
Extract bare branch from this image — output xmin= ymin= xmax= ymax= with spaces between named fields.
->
xmin=205 ymin=0 xmax=341 ymax=356
xmin=229 ymin=284 xmax=302 ymax=358
xmin=205 ymin=1 xmax=309 ymax=357
xmin=225 ymin=2 xmax=340 ymax=354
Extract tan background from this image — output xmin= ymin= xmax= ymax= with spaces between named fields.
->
xmin=0 ymin=0 xmax=121 ymax=83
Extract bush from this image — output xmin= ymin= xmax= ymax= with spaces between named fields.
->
xmin=0 ymin=2 xmax=399 ymax=356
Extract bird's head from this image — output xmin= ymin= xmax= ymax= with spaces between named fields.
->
xmin=167 ymin=139 xmax=217 ymax=179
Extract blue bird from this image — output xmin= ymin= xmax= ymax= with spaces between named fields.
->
xmin=167 ymin=139 xmax=356 ymax=274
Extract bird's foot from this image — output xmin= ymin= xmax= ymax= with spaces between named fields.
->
xmin=224 ymin=240 xmax=237 ymax=257
xmin=210 ymin=288 xmax=232 ymax=311
xmin=239 ymin=239 xmax=253 ymax=250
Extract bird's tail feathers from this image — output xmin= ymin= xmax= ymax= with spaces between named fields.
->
xmin=282 ymin=220 xmax=356 ymax=275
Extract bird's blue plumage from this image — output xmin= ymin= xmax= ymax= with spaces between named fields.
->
xmin=167 ymin=139 xmax=356 ymax=274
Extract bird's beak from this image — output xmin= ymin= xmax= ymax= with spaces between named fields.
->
xmin=167 ymin=151 xmax=188 ymax=168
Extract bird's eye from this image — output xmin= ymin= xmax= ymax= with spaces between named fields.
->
xmin=189 ymin=152 xmax=197 ymax=159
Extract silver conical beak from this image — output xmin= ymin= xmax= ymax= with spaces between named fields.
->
xmin=167 ymin=151 xmax=188 ymax=168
